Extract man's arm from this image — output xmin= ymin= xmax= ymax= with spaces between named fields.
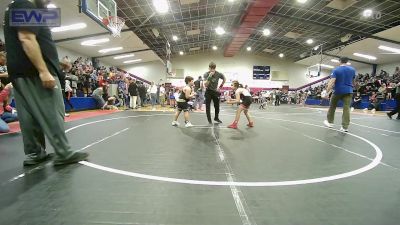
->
xmin=219 ymin=73 xmax=226 ymax=89
xmin=326 ymin=78 xmax=336 ymax=93
xmin=18 ymin=30 xmax=55 ymax=88
xmin=203 ymin=72 xmax=210 ymax=88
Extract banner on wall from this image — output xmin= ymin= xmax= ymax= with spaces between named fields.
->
xmin=253 ymin=66 xmax=270 ymax=80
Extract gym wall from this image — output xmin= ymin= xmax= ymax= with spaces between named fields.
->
xmin=121 ymin=53 xmax=330 ymax=88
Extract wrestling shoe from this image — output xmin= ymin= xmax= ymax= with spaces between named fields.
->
xmin=228 ymin=122 xmax=238 ymax=129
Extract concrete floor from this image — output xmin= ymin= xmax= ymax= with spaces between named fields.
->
xmin=0 ymin=105 xmax=399 ymax=225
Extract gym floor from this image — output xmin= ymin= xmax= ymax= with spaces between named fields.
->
xmin=0 ymin=105 xmax=399 ymax=225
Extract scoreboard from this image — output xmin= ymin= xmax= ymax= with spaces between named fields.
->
xmin=253 ymin=66 xmax=270 ymax=80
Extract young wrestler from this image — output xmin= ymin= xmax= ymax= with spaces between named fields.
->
xmin=172 ymin=76 xmax=195 ymax=128
xmin=226 ymin=81 xmax=254 ymax=129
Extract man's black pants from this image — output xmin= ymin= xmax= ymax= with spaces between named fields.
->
xmin=205 ymin=89 xmax=220 ymax=122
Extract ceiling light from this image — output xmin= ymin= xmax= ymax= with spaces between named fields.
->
xmin=317 ymin=64 xmax=334 ymax=69
xmin=98 ymin=47 xmax=123 ymax=53
xmin=46 ymin=3 xmax=57 ymax=8
xmin=306 ymin=39 xmax=314 ymax=44
xmin=81 ymin=38 xmax=109 ymax=46
xmin=247 ymin=47 xmax=252 ymax=51
xmin=153 ymin=0 xmax=169 ymax=14
xmin=179 ymin=51 xmax=184 ymax=55
xmin=51 ymin=23 xmax=86 ymax=32
xmin=378 ymin=45 xmax=400 ymax=54
xmin=215 ymin=26 xmax=225 ymax=35
xmin=212 ymin=46 xmax=218 ymax=50
xmin=297 ymin=0 xmax=308 ymax=3
xmin=172 ymin=35 xmax=178 ymax=41
xmin=331 ymin=59 xmax=340 ymax=63
xmin=279 ymin=53 xmax=284 ymax=58
xmin=114 ymin=54 xmax=135 ymax=59
xmin=353 ymin=53 xmax=377 ymax=60
xmin=263 ymin=28 xmax=271 ymax=36
xmin=124 ymin=59 xmax=142 ymax=64
xmin=363 ymin=9 xmax=373 ymax=17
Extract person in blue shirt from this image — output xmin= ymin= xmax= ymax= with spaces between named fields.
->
xmin=324 ymin=57 xmax=356 ymax=132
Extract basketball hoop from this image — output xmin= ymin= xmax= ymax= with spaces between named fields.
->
xmin=102 ymin=16 xmax=125 ymax=37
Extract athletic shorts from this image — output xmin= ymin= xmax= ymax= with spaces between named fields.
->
xmin=240 ymin=96 xmax=252 ymax=109
xmin=177 ymin=101 xmax=189 ymax=112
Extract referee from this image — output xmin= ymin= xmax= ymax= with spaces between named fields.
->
xmin=204 ymin=62 xmax=226 ymax=124
xmin=4 ymin=0 xmax=88 ymax=166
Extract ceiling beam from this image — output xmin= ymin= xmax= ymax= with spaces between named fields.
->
xmin=153 ymin=38 xmax=228 ymax=49
xmin=93 ymin=49 xmax=152 ymax=59
xmin=321 ymin=53 xmax=376 ymax=66
xmin=136 ymin=11 xmax=244 ymax=29
xmin=54 ymin=29 xmax=131 ymax=43
xmin=268 ymin=12 xmax=400 ymax=46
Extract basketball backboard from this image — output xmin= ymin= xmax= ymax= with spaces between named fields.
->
xmin=81 ymin=0 xmax=117 ymax=32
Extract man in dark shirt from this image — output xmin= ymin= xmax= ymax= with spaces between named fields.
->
xmin=138 ymin=83 xmax=147 ymax=107
xmin=204 ymin=62 xmax=226 ymax=124
xmin=193 ymin=76 xmax=204 ymax=110
xmin=324 ymin=57 xmax=356 ymax=132
xmin=4 ymin=0 xmax=88 ymax=166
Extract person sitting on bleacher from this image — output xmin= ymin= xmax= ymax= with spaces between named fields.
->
xmin=351 ymin=92 xmax=362 ymax=111
xmin=0 ymin=83 xmax=18 ymax=133
xmin=364 ymin=92 xmax=378 ymax=113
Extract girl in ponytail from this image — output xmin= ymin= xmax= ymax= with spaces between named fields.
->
xmin=226 ymin=81 xmax=254 ymax=129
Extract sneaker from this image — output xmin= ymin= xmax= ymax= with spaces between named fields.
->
xmin=65 ymin=113 xmax=70 ymax=117
xmin=387 ymin=113 xmax=392 ymax=120
xmin=185 ymin=122 xmax=193 ymax=128
xmin=208 ymin=119 xmax=212 ymax=124
xmin=23 ymin=152 xmax=53 ymax=166
xmin=172 ymin=121 xmax=180 ymax=126
xmin=350 ymin=107 xmax=354 ymax=112
xmin=340 ymin=127 xmax=349 ymax=132
xmin=323 ymin=120 xmax=334 ymax=128
xmin=214 ymin=118 xmax=223 ymax=124
xmin=371 ymin=109 xmax=376 ymax=114
xmin=247 ymin=122 xmax=254 ymax=127
xmin=228 ymin=123 xmax=238 ymax=129
xmin=53 ymin=152 xmax=89 ymax=166
xmin=363 ymin=108 xmax=368 ymax=112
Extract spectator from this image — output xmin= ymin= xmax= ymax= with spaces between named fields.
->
xmin=0 ymin=83 xmax=18 ymax=133
xmin=351 ymin=92 xmax=362 ymax=111
xmin=92 ymin=86 xmax=107 ymax=109
xmin=128 ymin=79 xmax=138 ymax=109
xmin=148 ymin=82 xmax=158 ymax=110
xmin=159 ymin=84 xmax=166 ymax=107
xmin=0 ymin=51 xmax=9 ymax=85
xmin=138 ymin=82 xmax=147 ymax=107
xmin=387 ymin=82 xmax=400 ymax=120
